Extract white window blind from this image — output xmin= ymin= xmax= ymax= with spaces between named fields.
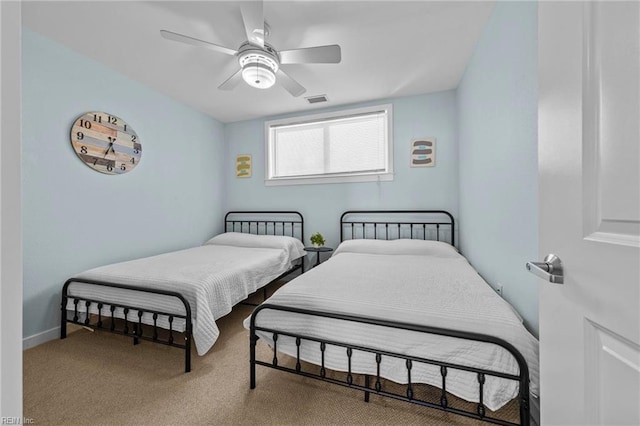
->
xmin=266 ymin=105 xmax=393 ymax=185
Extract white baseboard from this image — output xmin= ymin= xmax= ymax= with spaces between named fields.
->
xmin=23 ymin=326 xmax=60 ymax=350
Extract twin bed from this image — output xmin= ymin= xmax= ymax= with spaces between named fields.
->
xmin=61 ymin=211 xmax=305 ymax=372
xmin=248 ymin=210 xmax=537 ymax=425
xmin=60 ymin=210 xmax=538 ymax=425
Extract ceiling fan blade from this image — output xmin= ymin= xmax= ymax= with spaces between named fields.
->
xmin=279 ymin=45 xmax=342 ymax=64
xmin=160 ymin=30 xmax=237 ymax=56
xmin=276 ymin=69 xmax=306 ymax=97
xmin=240 ymin=1 xmax=264 ymax=48
xmin=218 ymin=69 xmax=244 ymax=91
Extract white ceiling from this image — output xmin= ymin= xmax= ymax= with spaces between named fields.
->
xmin=22 ymin=1 xmax=494 ymax=123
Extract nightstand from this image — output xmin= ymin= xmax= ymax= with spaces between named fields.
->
xmin=303 ymin=246 xmax=334 ymax=268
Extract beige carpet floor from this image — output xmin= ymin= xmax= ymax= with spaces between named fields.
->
xmin=24 ymin=287 xmax=519 ymax=425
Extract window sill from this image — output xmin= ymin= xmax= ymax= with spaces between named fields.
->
xmin=265 ymin=172 xmax=394 ymax=187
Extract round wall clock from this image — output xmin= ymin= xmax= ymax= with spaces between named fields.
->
xmin=70 ymin=111 xmax=141 ymax=174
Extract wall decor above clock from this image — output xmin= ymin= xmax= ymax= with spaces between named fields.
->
xmin=70 ymin=111 xmax=141 ymax=174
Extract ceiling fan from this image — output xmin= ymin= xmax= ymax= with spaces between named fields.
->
xmin=160 ymin=1 xmax=341 ymax=97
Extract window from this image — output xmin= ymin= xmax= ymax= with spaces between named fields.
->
xmin=265 ymin=104 xmax=393 ymax=185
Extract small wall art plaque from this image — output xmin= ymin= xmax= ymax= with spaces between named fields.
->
xmin=236 ymin=154 xmax=252 ymax=178
xmin=410 ymin=138 xmax=435 ymax=167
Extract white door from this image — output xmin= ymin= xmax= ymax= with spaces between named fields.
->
xmin=538 ymin=2 xmax=640 ymax=425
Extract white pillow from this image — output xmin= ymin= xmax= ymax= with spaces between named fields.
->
xmin=204 ymin=232 xmax=306 ymax=261
xmin=333 ymin=238 xmax=459 ymax=258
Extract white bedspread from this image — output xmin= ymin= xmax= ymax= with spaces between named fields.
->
xmin=67 ymin=244 xmax=297 ymax=355
xmin=244 ymin=251 xmax=539 ymax=411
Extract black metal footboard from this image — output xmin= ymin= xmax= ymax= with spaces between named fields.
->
xmin=61 ymin=278 xmax=193 ymax=372
xmin=249 ymin=304 xmax=530 ymax=426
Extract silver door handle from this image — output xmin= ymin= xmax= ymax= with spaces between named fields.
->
xmin=526 ymin=254 xmax=564 ymax=284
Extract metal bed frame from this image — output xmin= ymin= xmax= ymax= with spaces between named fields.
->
xmin=249 ymin=210 xmax=530 ymax=425
xmin=61 ymin=211 xmax=304 ymax=373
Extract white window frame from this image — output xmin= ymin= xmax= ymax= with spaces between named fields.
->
xmin=264 ymin=104 xmax=394 ymax=186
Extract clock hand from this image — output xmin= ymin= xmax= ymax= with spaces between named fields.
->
xmin=103 ymin=142 xmax=114 ymax=158
xmin=107 ymin=137 xmax=117 ymax=156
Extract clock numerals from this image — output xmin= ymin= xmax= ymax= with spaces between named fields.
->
xmin=79 ymin=119 xmax=91 ymax=129
xmin=93 ymin=158 xmax=98 ymax=166
xmin=120 ymin=164 xmax=126 ymax=171
xmin=108 ymin=116 xmax=117 ymax=125
xmin=80 ymin=146 xmax=88 ymax=154
xmin=106 ymin=163 xmax=113 ymax=172
xmin=93 ymin=114 xmax=102 ymax=123
xmin=130 ymin=157 xmax=136 ymax=164
xmin=131 ymin=135 xmax=137 ymax=143
xmin=76 ymin=131 xmax=84 ymax=140
xmin=123 ymin=124 xmax=127 ymax=132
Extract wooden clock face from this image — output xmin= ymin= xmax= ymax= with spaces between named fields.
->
xmin=70 ymin=112 xmax=141 ymax=174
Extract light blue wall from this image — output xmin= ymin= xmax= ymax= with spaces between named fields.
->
xmin=457 ymin=2 xmax=538 ymax=334
xmin=22 ymin=29 xmax=226 ymax=338
xmin=224 ymin=91 xmax=459 ymax=252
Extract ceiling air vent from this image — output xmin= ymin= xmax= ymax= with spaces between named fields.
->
xmin=305 ymin=94 xmax=328 ymax=104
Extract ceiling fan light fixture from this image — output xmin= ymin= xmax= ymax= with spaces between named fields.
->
xmin=241 ymin=62 xmax=276 ymax=89
xmin=238 ymin=50 xmax=279 ymax=90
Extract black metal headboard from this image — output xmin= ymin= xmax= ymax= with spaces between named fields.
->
xmin=340 ymin=210 xmax=455 ymax=247
xmin=224 ymin=211 xmax=304 ymax=242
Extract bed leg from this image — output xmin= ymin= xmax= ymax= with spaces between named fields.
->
xmin=520 ymin=390 xmax=530 ymax=426
xmin=60 ymin=296 xmax=67 ymax=339
xmin=250 ymin=334 xmax=258 ymax=389
xmin=185 ymin=333 xmax=192 ymax=373
xmin=364 ymin=375 xmax=370 ymax=403
xmin=133 ymin=324 xmax=140 ymax=345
